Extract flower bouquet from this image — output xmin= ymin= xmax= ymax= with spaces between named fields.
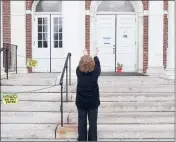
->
xmin=116 ymin=62 xmax=123 ymax=73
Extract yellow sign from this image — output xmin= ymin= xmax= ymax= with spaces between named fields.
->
xmin=27 ymin=58 xmax=38 ymax=68
xmin=1 ymin=94 xmax=18 ymax=104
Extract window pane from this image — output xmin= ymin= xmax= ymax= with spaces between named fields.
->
xmin=43 ymin=33 xmax=48 ymax=40
xmin=36 ymin=1 xmax=62 ymax=12
xmin=54 ymin=41 xmax=58 ymax=48
xmin=38 ymin=33 xmax=42 ymax=40
xmin=54 ymin=18 xmax=58 ymax=24
xmin=59 ymin=41 xmax=62 ymax=48
xmin=43 ymin=41 xmax=48 ymax=48
xmin=43 ymin=25 xmax=48 ymax=32
xmin=38 ymin=26 xmax=42 ymax=32
xmin=97 ymin=1 xmax=135 ymax=12
xmin=59 ymin=25 xmax=62 ymax=32
xmin=38 ymin=41 xmax=42 ymax=48
xmin=59 ymin=17 xmax=62 ymax=25
xmin=54 ymin=33 xmax=58 ymax=40
xmin=43 ymin=18 xmax=48 ymax=24
xmin=38 ymin=18 xmax=42 ymax=24
xmin=59 ymin=33 xmax=62 ymax=40
xmin=54 ymin=25 xmax=58 ymax=32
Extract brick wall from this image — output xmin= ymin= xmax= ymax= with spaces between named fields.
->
xmin=85 ymin=0 xmax=149 ymax=73
xmin=85 ymin=15 xmax=90 ymax=55
xmin=163 ymin=0 xmax=168 ymax=68
xmin=2 ymin=0 xmax=11 ymax=71
xmin=2 ymin=0 xmax=11 ymax=45
xmin=143 ymin=16 xmax=148 ymax=73
xmin=26 ymin=15 xmax=32 ymax=73
xmin=26 ymin=0 xmax=33 ymax=73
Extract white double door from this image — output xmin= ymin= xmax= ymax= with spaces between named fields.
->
xmin=96 ymin=15 xmax=136 ymax=72
xmin=33 ymin=15 xmax=64 ymax=72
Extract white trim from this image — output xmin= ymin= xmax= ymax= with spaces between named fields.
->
xmin=96 ymin=12 xmax=136 ymax=15
xmin=163 ymin=10 xmax=168 ymax=14
xmin=34 ymin=12 xmax=62 ymax=15
xmin=143 ymin=10 xmax=149 ymax=16
xmin=90 ymin=1 xmax=144 ymax=73
xmin=85 ymin=10 xmax=90 ymax=15
xmin=26 ymin=10 xmax=32 ymax=14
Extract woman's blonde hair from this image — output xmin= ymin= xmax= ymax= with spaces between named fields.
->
xmin=79 ymin=55 xmax=95 ymax=73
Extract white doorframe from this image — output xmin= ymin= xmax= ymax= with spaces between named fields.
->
xmin=90 ymin=1 xmax=144 ymax=73
xmin=116 ymin=14 xmax=137 ymax=72
xmin=32 ymin=14 xmax=63 ymax=72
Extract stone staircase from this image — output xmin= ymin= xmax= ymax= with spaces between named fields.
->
xmin=1 ymin=73 xmax=175 ymax=141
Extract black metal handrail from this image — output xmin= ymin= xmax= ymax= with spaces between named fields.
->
xmin=59 ymin=52 xmax=71 ymax=127
xmin=1 ymin=48 xmax=9 ymax=79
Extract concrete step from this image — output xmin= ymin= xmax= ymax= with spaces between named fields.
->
xmin=1 ymin=138 xmax=174 ymax=141
xmin=71 ymin=80 xmax=174 ymax=85
xmin=2 ymin=85 xmax=173 ymax=93
xmin=68 ymin=112 xmax=174 ymax=124
xmin=0 ymin=93 xmax=72 ymax=102
xmin=1 ymin=92 xmax=173 ymax=102
xmin=1 ymin=101 xmax=174 ymax=112
xmin=62 ymin=102 xmax=174 ymax=113
xmin=1 ymin=124 xmax=174 ymax=139
xmin=1 ymin=112 xmax=174 ymax=124
xmin=69 ymin=85 xmax=174 ymax=93
xmin=70 ymin=92 xmax=174 ymax=102
xmin=1 ymin=112 xmax=69 ymax=124
xmin=1 ymin=86 xmax=66 ymax=93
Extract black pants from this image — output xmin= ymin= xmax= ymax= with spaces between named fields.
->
xmin=77 ymin=107 xmax=98 ymax=141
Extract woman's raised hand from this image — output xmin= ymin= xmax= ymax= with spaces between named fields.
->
xmin=95 ymin=48 xmax=99 ymax=56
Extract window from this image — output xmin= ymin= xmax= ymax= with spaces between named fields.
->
xmin=37 ymin=17 xmax=48 ymax=48
xmin=35 ymin=0 xmax=62 ymax=12
xmin=53 ymin=17 xmax=62 ymax=48
xmin=97 ymin=1 xmax=135 ymax=12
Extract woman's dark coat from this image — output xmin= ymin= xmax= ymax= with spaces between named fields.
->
xmin=76 ymin=56 xmax=101 ymax=110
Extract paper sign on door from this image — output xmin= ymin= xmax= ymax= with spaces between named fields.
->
xmin=27 ymin=58 xmax=38 ymax=68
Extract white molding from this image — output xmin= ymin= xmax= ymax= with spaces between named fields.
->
xmin=26 ymin=10 xmax=32 ymax=14
xmin=85 ymin=10 xmax=90 ymax=15
xmin=163 ymin=10 xmax=168 ymax=14
xmin=143 ymin=10 xmax=149 ymax=16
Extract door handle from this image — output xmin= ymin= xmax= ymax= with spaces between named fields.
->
xmin=113 ymin=48 xmax=115 ymax=54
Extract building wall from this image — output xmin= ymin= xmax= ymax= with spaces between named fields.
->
xmin=2 ymin=0 xmax=169 ymax=74
xmin=11 ymin=1 xmax=27 ymax=73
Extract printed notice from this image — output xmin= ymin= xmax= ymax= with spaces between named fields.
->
xmin=1 ymin=94 xmax=18 ymax=104
xmin=27 ymin=58 xmax=38 ymax=68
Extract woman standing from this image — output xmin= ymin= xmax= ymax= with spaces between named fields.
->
xmin=76 ymin=48 xmax=101 ymax=141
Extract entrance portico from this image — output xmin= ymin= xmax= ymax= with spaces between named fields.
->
xmin=89 ymin=1 xmax=144 ymax=73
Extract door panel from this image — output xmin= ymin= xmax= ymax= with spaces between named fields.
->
xmin=33 ymin=15 xmax=50 ymax=72
xmin=96 ymin=15 xmax=116 ymax=72
xmin=116 ymin=15 xmax=136 ymax=72
xmin=51 ymin=15 xmax=64 ymax=72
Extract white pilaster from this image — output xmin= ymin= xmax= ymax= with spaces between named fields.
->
xmin=0 ymin=1 xmax=6 ymax=79
xmin=164 ymin=1 xmax=175 ymax=79
xmin=62 ymin=1 xmax=85 ymax=78
xmin=147 ymin=1 xmax=165 ymax=77
xmin=11 ymin=1 xmax=27 ymax=73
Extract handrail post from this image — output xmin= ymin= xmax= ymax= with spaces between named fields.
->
xmin=60 ymin=83 xmax=63 ymax=127
xmin=69 ymin=54 xmax=71 ymax=86
xmin=66 ymin=63 xmax=68 ymax=102
xmin=16 ymin=45 xmax=17 ymax=74
xmin=6 ymin=48 xmax=9 ymax=79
